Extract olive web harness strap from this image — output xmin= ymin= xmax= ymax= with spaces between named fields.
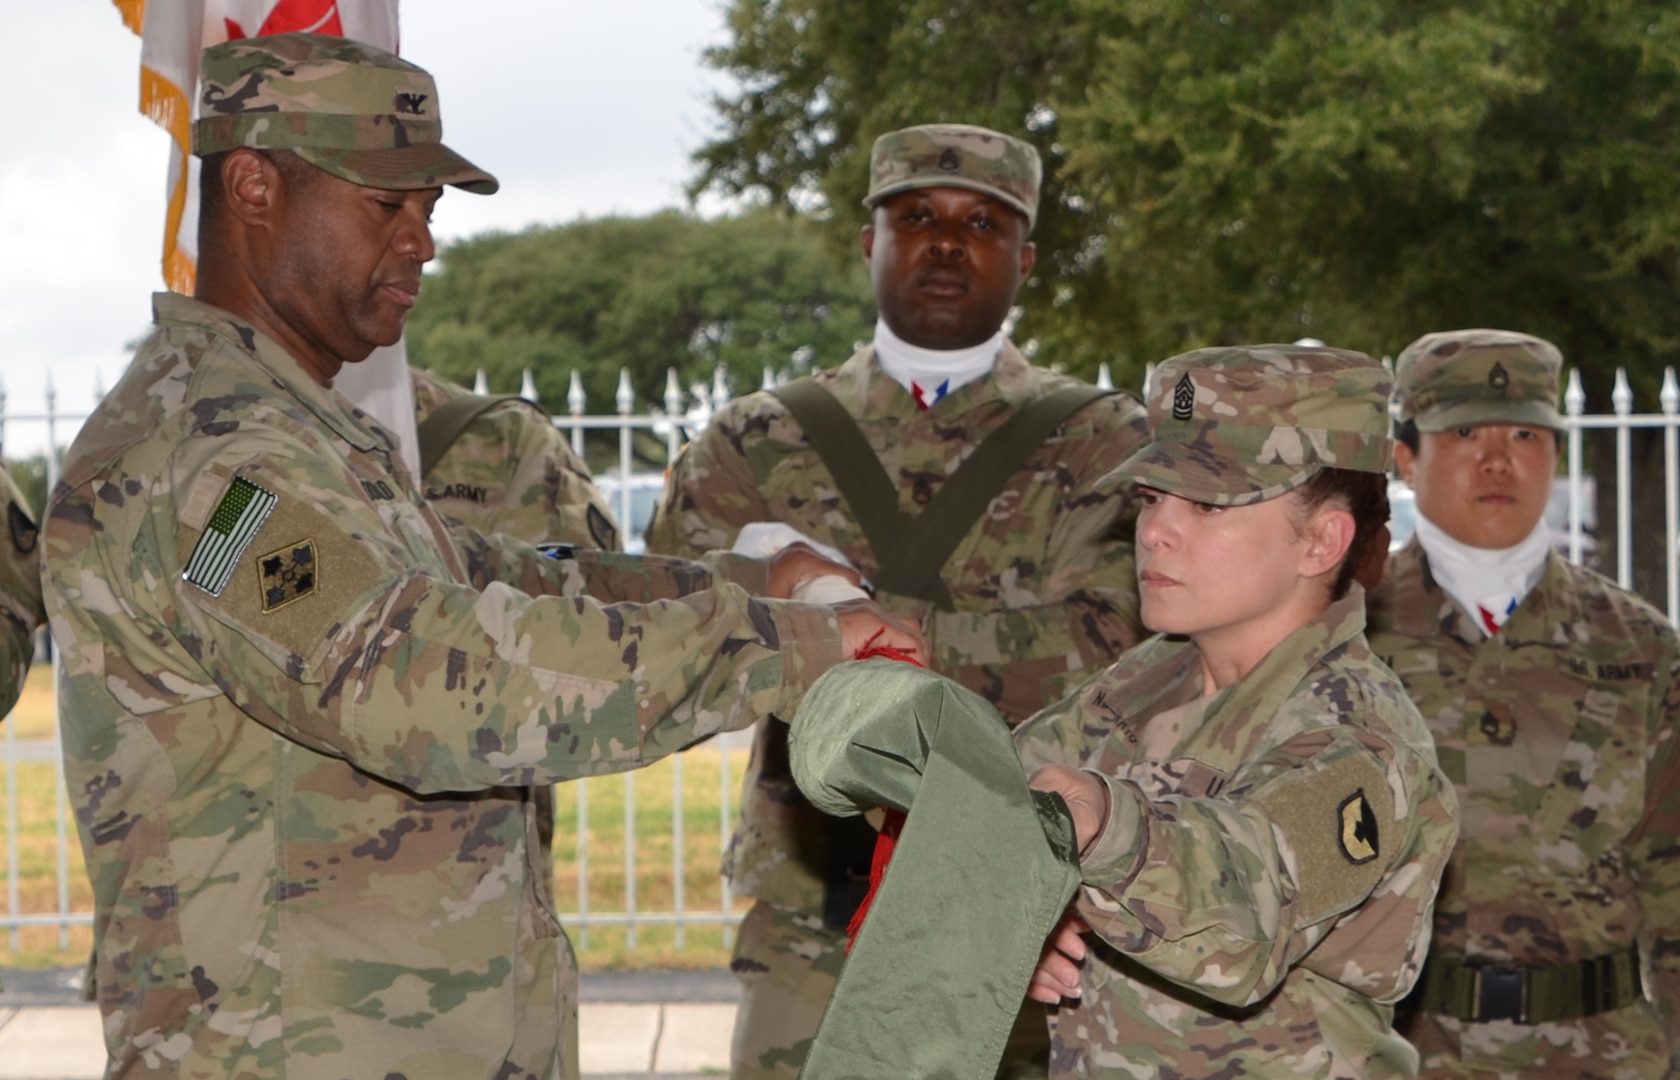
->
xmin=416 ymin=393 xmax=535 ymax=479
xmin=767 ymin=378 xmax=1113 ymax=611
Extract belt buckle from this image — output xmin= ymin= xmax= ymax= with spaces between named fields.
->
xmin=1474 ymin=965 xmax=1527 ymax=1024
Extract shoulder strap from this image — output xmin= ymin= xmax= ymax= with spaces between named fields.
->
xmin=767 ymin=379 xmax=915 ymax=576
xmin=874 ymin=385 xmax=1116 ymax=607
xmin=416 ymin=393 xmax=529 ymax=479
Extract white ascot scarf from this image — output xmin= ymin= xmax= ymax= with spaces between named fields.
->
xmin=332 ymin=341 xmax=423 ymax=479
xmin=873 ymin=318 xmax=1003 ymax=410
xmin=1413 ymin=511 xmax=1551 ymax=637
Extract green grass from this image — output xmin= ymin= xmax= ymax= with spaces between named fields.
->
xmin=1 ymin=665 xmax=747 ymax=971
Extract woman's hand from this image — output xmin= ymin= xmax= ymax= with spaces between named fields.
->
xmin=1028 ymin=908 xmax=1092 ymax=1004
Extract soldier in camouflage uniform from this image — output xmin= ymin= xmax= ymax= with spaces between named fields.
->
xmin=0 ymin=464 xmax=43 ymax=722
xmin=0 ymin=465 xmax=42 ymax=997
xmin=1015 ymin=344 xmax=1459 ymax=1078
xmin=39 ymin=34 xmax=921 ymax=1080
xmin=409 ymin=366 xmax=622 ymax=552
xmin=645 ymin=122 xmax=1150 ymax=1078
xmin=1367 ymin=330 xmax=1680 ymax=1078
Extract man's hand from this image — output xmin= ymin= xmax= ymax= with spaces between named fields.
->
xmin=834 ymin=598 xmax=929 ymax=666
xmin=1028 ymin=909 xmax=1091 ymax=1004
xmin=766 ymin=543 xmax=862 ymax=599
xmin=1028 ymin=764 xmax=1109 ymax=855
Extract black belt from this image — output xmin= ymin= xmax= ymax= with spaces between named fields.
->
xmin=1415 ymin=948 xmax=1643 ymax=1024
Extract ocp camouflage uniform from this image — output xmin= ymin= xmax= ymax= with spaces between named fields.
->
xmin=0 ymin=464 xmax=43 ymax=721
xmin=411 ymin=366 xmax=621 ymax=551
xmin=41 ymin=289 xmax=846 ymax=1078
xmin=1014 ymin=589 xmax=1458 ymax=1077
xmin=1369 ymin=546 xmax=1680 ymax=1078
xmin=1365 ymin=329 xmax=1680 ymax=1078
xmin=1008 ymin=344 xmax=1457 ymax=1077
xmin=646 ymin=342 xmax=1149 ymax=1073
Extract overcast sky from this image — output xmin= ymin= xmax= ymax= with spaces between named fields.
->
xmin=0 ymin=1 xmax=739 ymax=460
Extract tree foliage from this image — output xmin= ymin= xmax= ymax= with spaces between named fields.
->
xmin=406 ymin=209 xmax=877 ymax=417
xmin=694 ymin=0 xmax=1680 ymax=402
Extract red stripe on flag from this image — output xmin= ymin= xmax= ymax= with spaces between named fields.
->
xmin=260 ymin=1 xmax=344 ymax=35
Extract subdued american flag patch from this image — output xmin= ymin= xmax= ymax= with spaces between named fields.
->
xmin=183 ymin=476 xmax=277 ymax=596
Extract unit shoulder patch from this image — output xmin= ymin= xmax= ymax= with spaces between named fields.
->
xmin=259 ymin=539 xmax=319 ymax=613
xmin=1256 ymin=752 xmax=1395 ymax=925
xmin=1338 ymin=789 xmax=1379 ymax=865
xmin=587 ymin=503 xmax=619 ymax=551
xmin=7 ymin=502 xmax=37 ymax=555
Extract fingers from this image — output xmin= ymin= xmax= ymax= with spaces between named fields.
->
xmin=1028 ymin=911 xmax=1091 ymax=1003
xmin=835 ymin=601 xmax=929 ymax=664
xmin=1028 ymin=765 xmax=1110 ymax=853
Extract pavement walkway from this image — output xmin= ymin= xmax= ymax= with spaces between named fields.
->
xmin=0 ymin=967 xmax=739 ymax=1080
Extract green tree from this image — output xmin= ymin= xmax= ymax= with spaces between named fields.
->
xmin=696 ymin=0 xmax=1680 ymax=597
xmin=406 ymin=208 xmax=877 ymax=439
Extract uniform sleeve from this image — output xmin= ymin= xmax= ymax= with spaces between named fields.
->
xmin=645 ymin=409 xmax=772 ymax=559
xmin=446 ymin=523 xmax=745 ymax=604
xmin=1631 ymin=645 xmax=1680 ymax=1044
xmin=1057 ymin=709 xmax=1452 ymax=1009
xmin=474 ymin=405 xmax=623 ymax=552
xmin=0 ymin=468 xmax=43 ymax=719
xmin=145 ymin=425 xmax=844 ymax=796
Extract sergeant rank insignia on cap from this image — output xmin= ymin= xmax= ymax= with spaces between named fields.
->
xmin=259 ymin=539 xmax=319 ymax=613
xmin=183 ymin=477 xmax=277 ymax=596
xmin=1338 ymin=790 xmax=1380 ymax=865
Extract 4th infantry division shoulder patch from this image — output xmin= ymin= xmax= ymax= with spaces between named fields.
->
xmin=259 ymin=539 xmax=318 ymax=612
xmin=183 ymin=476 xmax=277 ymax=596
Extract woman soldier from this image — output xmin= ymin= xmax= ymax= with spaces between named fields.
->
xmin=1016 ymin=344 xmax=1459 ymax=1078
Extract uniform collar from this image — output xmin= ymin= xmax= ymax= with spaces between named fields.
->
xmin=1204 ymin=585 xmax=1371 ymax=730
xmin=1388 ymin=538 xmax=1580 ymax=647
xmin=832 ymin=339 xmax=1039 ymax=417
xmin=153 ymin=292 xmax=391 ymax=454
xmin=1490 ymin=549 xmax=1581 ymax=648
xmin=1112 ymin=587 xmax=1370 ymax=735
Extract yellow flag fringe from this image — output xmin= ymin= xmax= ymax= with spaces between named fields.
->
xmin=139 ymin=67 xmax=192 ymax=149
xmin=113 ymin=0 xmax=146 ymax=36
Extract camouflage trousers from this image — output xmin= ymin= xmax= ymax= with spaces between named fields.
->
xmin=727 ymin=899 xmax=1050 ymax=1079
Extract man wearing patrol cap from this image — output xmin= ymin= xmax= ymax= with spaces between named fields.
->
xmin=1366 ymin=329 xmax=1680 ymax=1077
xmin=40 ymin=33 xmax=923 ymax=1079
xmin=1015 ymin=344 xmax=1458 ymax=1077
xmin=646 ymin=122 xmax=1150 ymax=1079
xmin=645 ymin=122 xmax=1155 ymax=1080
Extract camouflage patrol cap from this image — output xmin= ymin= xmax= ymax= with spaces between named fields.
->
xmin=862 ymin=124 xmax=1041 ymax=229
xmin=193 ymin=33 xmax=497 ymax=194
xmin=1103 ymin=345 xmax=1393 ymax=506
xmin=1394 ymin=328 xmax=1564 ymax=433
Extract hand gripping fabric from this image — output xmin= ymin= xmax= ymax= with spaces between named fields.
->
xmin=789 ymin=660 xmax=1083 ymax=1079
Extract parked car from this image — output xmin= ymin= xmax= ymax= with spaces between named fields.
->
xmin=1386 ymin=476 xmax=1598 ymax=568
xmin=595 ymin=470 xmax=666 ymax=554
